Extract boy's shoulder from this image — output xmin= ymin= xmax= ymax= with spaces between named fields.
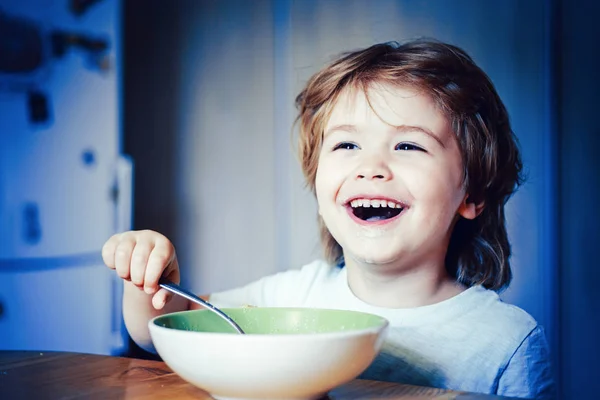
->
xmin=454 ymin=285 xmax=540 ymax=343
xmin=276 ymin=259 xmax=342 ymax=292
xmin=268 ymin=258 xmax=341 ymax=285
xmin=237 ymin=259 xmax=341 ymax=307
xmin=208 ymin=259 xmax=337 ymax=308
xmin=477 ymin=286 xmax=537 ymax=323
xmin=295 ymin=258 xmax=341 ymax=277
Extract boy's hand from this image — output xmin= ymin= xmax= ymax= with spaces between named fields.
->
xmin=102 ymin=230 xmax=180 ymax=309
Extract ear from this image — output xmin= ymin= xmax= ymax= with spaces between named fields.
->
xmin=457 ymin=194 xmax=485 ymax=220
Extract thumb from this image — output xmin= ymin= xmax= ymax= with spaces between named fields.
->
xmin=152 ymin=288 xmax=173 ymax=310
xmin=152 ymin=263 xmax=179 ymax=309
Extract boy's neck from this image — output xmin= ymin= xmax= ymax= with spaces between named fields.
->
xmin=344 ymin=258 xmax=465 ymax=309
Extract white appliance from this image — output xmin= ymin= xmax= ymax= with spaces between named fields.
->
xmin=0 ymin=0 xmax=129 ymax=356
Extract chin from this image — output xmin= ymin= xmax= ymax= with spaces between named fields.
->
xmin=345 ymin=249 xmax=401 ymax=266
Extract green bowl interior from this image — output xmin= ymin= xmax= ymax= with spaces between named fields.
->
xmin=153 ymin=307 xmax=387 ymax=335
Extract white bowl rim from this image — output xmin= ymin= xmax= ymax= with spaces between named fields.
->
xmin=148 ymin=306 xmax=389 ymax=341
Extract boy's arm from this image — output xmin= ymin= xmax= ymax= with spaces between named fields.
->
xmin=497 ymin=325 xmax=556 ymax=399
xmin=102 ymin=230 xmax=194 ymax=354
xmin=122 ymin=281 xmax=192 ymax=353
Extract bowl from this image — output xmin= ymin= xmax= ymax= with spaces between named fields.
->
xmin=148 ymin=307 xmax=389 ymax=400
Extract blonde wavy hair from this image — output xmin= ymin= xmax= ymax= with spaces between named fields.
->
xmin=294 ymin=39 xmax=524 ymax=291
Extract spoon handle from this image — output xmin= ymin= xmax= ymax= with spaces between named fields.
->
xmin=158 ymin=278 xmax=245 ymax=334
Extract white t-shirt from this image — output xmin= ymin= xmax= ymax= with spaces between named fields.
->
xmin=210 ymin=260 xmax=555 ymax=399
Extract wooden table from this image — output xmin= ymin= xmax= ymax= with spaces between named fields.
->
xmin=0 ymin=351 xmax=515 ymax=399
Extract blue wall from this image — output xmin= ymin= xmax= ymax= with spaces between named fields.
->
xmin=558 ymin=0 xmax=600 ymax=398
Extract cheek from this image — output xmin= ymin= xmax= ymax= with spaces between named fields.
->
xmin=407 ymin=167 xmax=465 ymax=210
xmin=314 ymin=160 xmax=330 ymax=212
xmin=315 ymin=157 xmax=339 ymax=195
xmin=314 ymin=163 xmax=325 ymax=198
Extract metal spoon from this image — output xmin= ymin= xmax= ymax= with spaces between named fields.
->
xmin=158 ymin=278 xmax=245 ymax=334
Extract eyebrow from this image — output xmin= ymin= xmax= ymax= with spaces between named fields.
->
xmin=324 ymin=124 xmax=446 ymax=148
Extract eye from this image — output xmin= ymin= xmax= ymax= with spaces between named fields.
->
xmin=395 ymin=142 xmax=424 ymax=151
xmin=333 ymin=142 xmax=359 ymax=151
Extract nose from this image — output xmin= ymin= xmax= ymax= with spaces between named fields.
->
xmin=355 ymin=155 xmax=393 ymax=181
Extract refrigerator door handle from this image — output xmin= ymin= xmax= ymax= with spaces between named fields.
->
xmin=110 ymin=154 xmax=133 ymax=355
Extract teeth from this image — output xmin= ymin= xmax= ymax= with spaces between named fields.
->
xmin=349 ymin=199 xmax=403 ymax=209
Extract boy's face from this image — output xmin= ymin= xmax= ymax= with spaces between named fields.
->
xmin=315 ymin=84 xmax=479 ymax=270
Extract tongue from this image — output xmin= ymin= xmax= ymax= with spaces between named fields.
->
xmin=366 ymin=215 xmax=388 ymax=222
xmin=353 ymin=206 xmax=402 ymax=221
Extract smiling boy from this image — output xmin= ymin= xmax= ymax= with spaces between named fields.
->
xmin=103 ymin=39 xmax=555 ymax=398
xmin=316 ymin=83 xmax=474 ymax=308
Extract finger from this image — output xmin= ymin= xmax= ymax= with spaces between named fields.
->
xmin=144 ymin=239 xmax=174 ymax=294
xmin=114 ymin=234 xmax=136 ymax=280
xmin=129 ymin=240 xmax=154 ymax=287
xmin=159 ymin=264 xmax=179 ymax=305
xmin=152 ymin=288 xmax=172 ymax=310
xmin=101 ymin=234 xmax=121 ymax=269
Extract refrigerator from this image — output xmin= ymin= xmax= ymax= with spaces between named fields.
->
xmin=0 ymin=0 xmax=129 ymax=356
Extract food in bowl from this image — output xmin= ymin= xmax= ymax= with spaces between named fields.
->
xmin=149 ymin=307 xmax=389 ymax=400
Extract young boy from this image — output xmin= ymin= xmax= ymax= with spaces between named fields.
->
xmin=103 ymin=39 xmax=555 ymax=398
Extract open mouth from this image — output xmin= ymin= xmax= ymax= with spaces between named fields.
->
xmin=348 ymin=199 xmax=404 ymax=222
